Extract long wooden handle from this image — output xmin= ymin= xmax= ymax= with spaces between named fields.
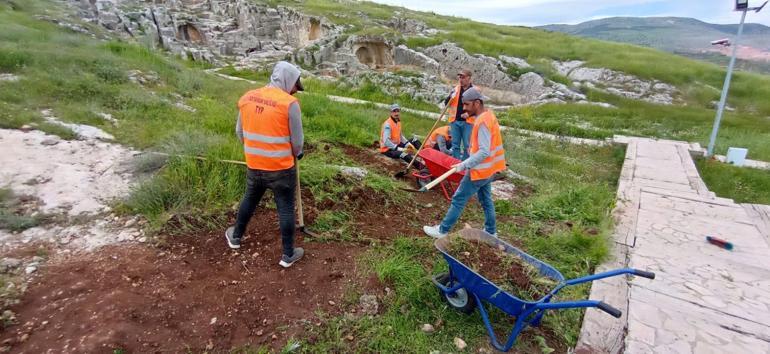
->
xmin=421 ymin=167 xmax=458 ymax=191
xmin=295 ymin=160 xmax=305 ymax=227
xmin=404 ymin=104 xmax=451 ymax=171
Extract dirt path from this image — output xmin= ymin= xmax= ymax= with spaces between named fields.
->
xmin=0 ymin=211 xmax=370 ymax=353
xmin=0 ymin=134 xmax=515 ymax=352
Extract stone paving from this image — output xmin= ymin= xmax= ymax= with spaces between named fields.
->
xmin=576 ymin=138 xmax=770 ymax=354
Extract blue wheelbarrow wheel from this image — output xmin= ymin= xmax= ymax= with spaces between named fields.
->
xmin=436 ymin=272 xmax=476 ymax=314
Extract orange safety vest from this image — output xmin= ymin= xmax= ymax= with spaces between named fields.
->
xmin=238 ymin=87 xmax=297 ymax=171
xmin=379 ymin=117 xmax=402 ymax=153
xmin=427 ymin=125 xmax=451 ymax=148
xmin=469 ymin=110 xmax=505 ymax=181
xmin=446 ymin=85 xmax=475 ymax=124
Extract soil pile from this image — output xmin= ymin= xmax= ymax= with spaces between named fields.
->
xmin=446 ymin=236 xmax=556 ymax=300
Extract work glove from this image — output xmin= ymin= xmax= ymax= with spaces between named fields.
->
xmin=396 ymin=147 xmax=405 ymax=152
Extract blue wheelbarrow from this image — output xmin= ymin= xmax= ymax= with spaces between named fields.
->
xmin=432 ymin=229 xmax=655 ymax=352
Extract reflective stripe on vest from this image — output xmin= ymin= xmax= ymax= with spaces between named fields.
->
xmin=238 ymin=86 xmax=296 ymax=171
xmin=379 ymin=118 xmax=401 ymax=153
xmin=469 ymin=110 xmax=506 ymax=181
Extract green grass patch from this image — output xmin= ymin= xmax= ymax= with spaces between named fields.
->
xmin=498 ymin=92 xmax=770 ymax=161
xmin=0 ymin=188 xmax=44 ymax=232
xmin=696 ymin=159 xmax=770 ymax=205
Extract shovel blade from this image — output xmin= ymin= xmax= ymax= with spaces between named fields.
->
xmin=297 ymin=225 xmax=320 ymax=238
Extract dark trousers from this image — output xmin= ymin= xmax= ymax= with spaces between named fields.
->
xmin=233 ymin=167 xmax=296 ymax=256
xmin=382 ymin=139 xmax=424 ymax=169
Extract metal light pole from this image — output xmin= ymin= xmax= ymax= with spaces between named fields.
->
xmin=706 ymin=0 xmax=767 ymax=156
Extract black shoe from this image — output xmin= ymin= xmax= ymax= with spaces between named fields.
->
xmin=279 ymin=247 xmax=304 ymax=268
xmin=225 ymin=226 xmax=241 ymax=249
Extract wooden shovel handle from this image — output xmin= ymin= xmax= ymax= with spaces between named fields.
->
xmin=295 ymin=160 xmax=305 ymax=227
xmin=404 ymin=104 xmax=451 ymax=171
xmin=421 ymin=167 xmax=458 ymax=191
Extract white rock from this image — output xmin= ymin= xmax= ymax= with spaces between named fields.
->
xmin=421 ymin=323 xmax=435 ymax=333
xmin=25 ymin=266 xmax=37 ymax=274
xmin=499 ymin=55 xmax=531 ymax=69
xmin=124 ymin=218 xmax=137 ymax=228
xmin=338 ymin=166 xmax=368 ymax=180
xmin=0 ymin=73 xmax=20 ymax=82
xmin=453 ymin=337 xmax=467 ymax=350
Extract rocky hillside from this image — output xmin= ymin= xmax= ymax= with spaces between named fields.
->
xmin=53 ymin=0 xmax=770 ymax=124
xmin=63 ymin=0 xmax=695 ymax=108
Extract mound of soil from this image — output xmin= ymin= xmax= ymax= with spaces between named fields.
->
xmin=0 ymin=212 xmax=368 ymax=353
xmin=446 ymin=236 xmax=556 ymax=301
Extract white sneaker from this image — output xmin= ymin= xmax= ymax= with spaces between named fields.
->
xmin=423 ymin=225 xmax=447 ymax=239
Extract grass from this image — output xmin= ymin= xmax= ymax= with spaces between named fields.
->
xmin=0 ymin=1 xmax=625 ymax=351
xmin=218 ymin=66 xmax=441 ymax=113
xmin=0 ymin=188 xmax=44 ymax=232
xmin=300 ymin=133 xmax=623 ymax=352
xmin=696 ymin=158 xmax=770 ymax=205
xmin=270 ymin=0 xmax=770 ymax=162
xmin=498 ymin=90 xmax=770 ymax=160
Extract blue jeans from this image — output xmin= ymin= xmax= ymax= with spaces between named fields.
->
xmin=439 ymin=173 xmax=496 ymax=235
xmin=450 ymin=120 xmax=472 ymax=160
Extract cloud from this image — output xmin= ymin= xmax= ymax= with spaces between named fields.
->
xmin=370 ymin=0 xmax=770 ymax=26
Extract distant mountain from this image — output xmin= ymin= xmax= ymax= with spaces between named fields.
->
xmin=539 ymin=17 xmax=770 ymax=73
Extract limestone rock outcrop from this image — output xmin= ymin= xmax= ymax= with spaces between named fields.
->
xmin=420 ymin=43 xmax=586 ymax=105
xmin=70 ymin=0 xmax=340 ymax=66
xmin=553 ymin=60 xmax=678 ymax=105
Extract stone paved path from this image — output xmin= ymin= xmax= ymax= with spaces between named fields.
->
xmin=576 ymin=138 xmax=770 ymax=354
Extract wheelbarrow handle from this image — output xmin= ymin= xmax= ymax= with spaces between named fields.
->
xmin=633 ymin=269 xmax=656 ymax=279
xmin=535 ymin=300 xmax=623 ymax=318
xmin=564 ymin=268 xmax=656 ymax=286
xmin=597 ymin=301 xmax=622 ymax=318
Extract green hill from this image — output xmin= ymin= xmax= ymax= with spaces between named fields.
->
xmin=539 ymin=16 xmax=770 ymax=73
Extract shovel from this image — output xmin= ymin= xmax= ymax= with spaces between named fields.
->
xmin=400 ymin=167 xmax=457 ymax=193
xmin=295 ymin=160 xmax=319 ymax=238
xmin=394 ymin=104 xmax=451 ymax=178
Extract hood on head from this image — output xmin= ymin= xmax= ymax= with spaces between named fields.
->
xmin=269 ymin=61 xmax=301 ymax=94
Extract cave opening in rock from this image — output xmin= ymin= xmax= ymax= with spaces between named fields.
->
xmin=354 ymin=41 xmax=394 ymax=68
xmin=308 ymin=18 xmax=321 ymax=41
xmin=177 ymin=23 xmax=205 ymax=43
xmin=355 ymin=46 xmax=374 ymax=67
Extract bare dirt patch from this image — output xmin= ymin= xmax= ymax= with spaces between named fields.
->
xmin=0 ymin=212 xmax=364 ymax=353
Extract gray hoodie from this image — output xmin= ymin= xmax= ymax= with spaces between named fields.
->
xmin=236 ymin=61 xmax=304 ymax=157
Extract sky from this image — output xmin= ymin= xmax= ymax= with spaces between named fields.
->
xmin=370 ymin=0 xmax=770 ymax=27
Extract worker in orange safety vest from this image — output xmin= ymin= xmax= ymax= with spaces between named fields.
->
xmin=425 ymin=125 xmax=453 ymax=155
xmin=424 ymin=87 xmax=506 ymax=239
xmin=443 ymin=69 xmax=474 ymax=160
xmin=380 ymin=103 xmax=424 ymax=169
xmin=225 ymin=61 xmax=306 ymax=268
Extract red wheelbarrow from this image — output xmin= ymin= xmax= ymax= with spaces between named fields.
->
xmin=413 ymin=148 xmax=465 ymax=201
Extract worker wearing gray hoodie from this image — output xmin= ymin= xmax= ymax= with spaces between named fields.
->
xmin=226 ymin=61 xmax=306 ymax=268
